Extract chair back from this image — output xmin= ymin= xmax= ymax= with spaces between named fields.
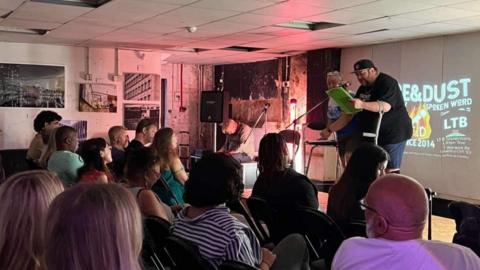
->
xmin=227 ymin=199 xmax=268 ymax=245
xmin=336 ymin=220 xmax=367 ymax=238
xmin=164 ymin=235 xmax=214 ymax=270
xmin=246 ymin=196 xmax=275 ymax=243
xmin=449 ymin=201 xmax=480 ymax=256
xmin=142 ymin=216 xmax=173 ymax=270
xmin=219 ymin=260 xmax=257 ymax=270
xmin=276 ymin=206 xmax=345 ymax=267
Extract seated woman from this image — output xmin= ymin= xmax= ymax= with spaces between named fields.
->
xmin=151 ymin=127 xmax=187 ymax=206
xmin=44 ymin=184 xmax=143 ymax=270
xmin=0 ymin=170 xmax=64 ymax=270
xmin=126 ymin=147 xmax=174 ymax=222
xmin=252 ymin=133 xmax=319 ymax=210
xmin=327 ymin=143 xmax=389 ymax=222
xmin=77 ymin=138 xmax=113 ymax=184
xmin=172 ymin=153 xmax=310 ymax=270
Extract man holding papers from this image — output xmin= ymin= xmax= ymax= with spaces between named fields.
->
xmin=322 ymin=59 xmax=412 ymax=173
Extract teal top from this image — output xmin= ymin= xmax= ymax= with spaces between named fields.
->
xmin=152 ymin=170 xmax=185 ymax=206
xmin=47 ymin=150 xmax=84 ymax=187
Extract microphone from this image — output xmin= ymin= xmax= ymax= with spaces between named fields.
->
xmin=263 ymin=103 xmax=271 ymax=110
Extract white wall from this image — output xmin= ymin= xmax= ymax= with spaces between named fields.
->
xmin=0 ymin=42 xmax=169 ymax=149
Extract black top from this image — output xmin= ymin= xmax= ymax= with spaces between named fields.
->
xmin=355 ymin=72 xmax=412 ymax=145
xmin=252 ymin=168 xmax=319 ymax=210
xmin=109 ymin=147 xmax=126 ymax=179
xmin=125 ymin=139 xmax=145 ymax=161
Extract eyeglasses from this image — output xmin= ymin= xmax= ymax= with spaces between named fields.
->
xmin=359 ymin=198 xmax=380 ymax=214
xmin=359 ymin=199 xmax=425 ymax=231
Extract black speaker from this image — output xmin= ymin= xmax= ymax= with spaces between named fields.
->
xmin=200 ymin=91 xmax=229 ymax=123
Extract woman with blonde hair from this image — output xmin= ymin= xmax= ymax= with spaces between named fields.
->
xmin=44 ymin=184 xmax=143 ymax=270
xmin=0 ymin=170 xmax=64 ymax=270
xmin=151 ymin=127 xmax=187 ymax=206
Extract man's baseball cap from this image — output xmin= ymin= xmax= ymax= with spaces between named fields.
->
xmin=352 ymin=59 xmax=376 ymax=72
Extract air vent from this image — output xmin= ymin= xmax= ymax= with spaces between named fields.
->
xmin=31 ymin=0 xmax=111 ymax=8
xmin=274 ymin=20 xmax=344 ymax=31
xmin=0 ymin=26 xmax=49 ymax=35
xmin=0 ymin=11 xmax=13 ymax=19
xmin=355 ymin=28 xmax=389 ymax=35
xmin=222 ymin=46 xmax=265 ymax=52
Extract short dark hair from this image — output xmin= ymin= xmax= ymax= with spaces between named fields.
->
xmin=78 ymin=138 xmax=108 ymax=179
xmin=125 ymin=147 xmax=158 ymax=186
xmin=184 ymin=153 xmax=243 ymax=207
xmin=54 ymin=126 xmax=76 ymax=148
xmin=135 ymin=118 xmax=157 ymax=134
xmin=33 ymin=111 xmax=62 ymax=132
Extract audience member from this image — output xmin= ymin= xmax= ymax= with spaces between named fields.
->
xmin=332 ymin=174 xmax=480 ymax=270
xmin=125 ymin=118 xmax=158 ymax=158
xmin=77 ymin=138 xmax=113 ymax=184
xmin=47 ymin=126 xmax=84 ymax=186
xmin=44 ymin=184 xmax=143 ymax=270
xmin=126 ymin=147 xmax=174 ymax=222
xmin=327 ymin=143 xmax=388 ymax=222
xmin=151 ymin=127 xmax=186 ymax=206
xmin=39 ymin=127 xmax=58 ymax=169
xmin=219 ymin=118 xmax=255 ymax=163
xmin=173 ymin=153 xmax=311 ymax=270
xmin=108 ymin=125 xmax=129 ymax=180
xmin=0 ymin=170 xmax=64 ymax=270
xmin=252 ymin=133 xmax=318 ymax=210
xmin=26 ymin=110 xmax=62 ymax=168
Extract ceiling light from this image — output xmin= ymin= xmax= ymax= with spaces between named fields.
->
xmin=0 ymin=26 xmax=49 ymax=35
xmin=274 ymin=20 xmax=344 ymax=31
xmin=30 ymin=0 xmax=111 ymax=8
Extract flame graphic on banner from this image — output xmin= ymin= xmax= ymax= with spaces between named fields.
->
xmin=408 ymin=103 xmax=432 ymax=140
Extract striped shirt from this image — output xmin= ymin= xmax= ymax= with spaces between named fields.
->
xmin=172 ymin=205 xmax=262 ymax=269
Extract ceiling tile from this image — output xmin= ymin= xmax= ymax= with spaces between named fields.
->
xmin=397 ymin=6 xmax=480 ymax=22
xmin=191 ymin=0 xmax=286 ymax=12
xmin=48 ymin=22 xmax=114 ymax=40
xmin=445 ymin=1 xmax=480 ymax=12
xmin=318 ymin=17 xmax=426 ymax=34
xmin=124 ymin=23 xmax=179 ymax=35
xmin=83 ymin=0 xmax=180 ymax=23
xmin=94 ymin=29 xmax=158 ymax=43
xmin=252 ymin=2 xmax=332 ymax=19
xmin=290 ymin=0 xmax=375 ymax=9
xmin=143 ymin=6 xmax=238 ymax=27
xmin=0 ymin=0 xmax=25 ymax=11
xmin=302 ymin=10 xmax=382 ymax=25
xmin=0 ymin=18 xmax=61 ymax=30
xmin=10 ymin=2 xmax=93 ymax=23
xmin=344 ymin=0 xmax=435 ymax=16
xmin=225 ymin=13 xmax=291 ymax=27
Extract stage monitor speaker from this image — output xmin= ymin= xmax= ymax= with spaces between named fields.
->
xmin=200 ymin=91 xmax=229 ymax=123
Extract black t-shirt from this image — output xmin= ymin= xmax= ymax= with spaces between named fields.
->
xmin=355 ymin=72 xmax=412 ymax=145
xmin=252 ymin=168 xmax=319 ymax=210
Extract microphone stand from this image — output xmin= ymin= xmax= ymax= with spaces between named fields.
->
xmin=285 ymin=96 xmax=330 ymax=169
xmin=244 ymin=104 xmax=270 ymax=143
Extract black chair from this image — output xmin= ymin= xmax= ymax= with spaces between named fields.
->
xmin=276 ymin=207 xmax=345 ymax=268
xmin=219 ymin=260 xmax=257 ymax=270
xmin=163 ymin=235 xmax=214 ymax=270
xmin=142 ymin=216 xmax=174 ymax=270
xmin=227 ymin=199 xmax=268 ymax=245
xmin=246 ymin=196 xmax=275 ymax=244
xmin=336 ymin=220 xmax=367 ymax=238
xmin=449 ymin=201 xmax=480 ymax=256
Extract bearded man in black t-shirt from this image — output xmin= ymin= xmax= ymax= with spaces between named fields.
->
xmin=322 ymin=59 xmax=412 ymax=173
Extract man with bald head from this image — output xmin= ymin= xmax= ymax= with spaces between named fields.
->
xmin=332 ymin=174 xmax=480 ymax=270
xmin=218 ymin=118 xmax=255 ymax=163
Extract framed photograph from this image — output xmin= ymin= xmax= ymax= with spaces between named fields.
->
xmin=123 ymin=73 xmax=160 ymax=101
xmin=0 ymin=63 xmax=65 ymax=108
xmin=60 ymin=120 xmax=87 ymax=141
xmin=79 ymin=83 xmax=117 ymax=112
xmin=123 ymin=104 xmax=160 ymax=130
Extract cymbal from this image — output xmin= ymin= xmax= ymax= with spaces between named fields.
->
xmin=307 ymin=121 xmax=326 ymax=131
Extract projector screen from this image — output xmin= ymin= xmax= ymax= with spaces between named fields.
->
xmin=340 ymin=32 xmax=480 ymax=201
